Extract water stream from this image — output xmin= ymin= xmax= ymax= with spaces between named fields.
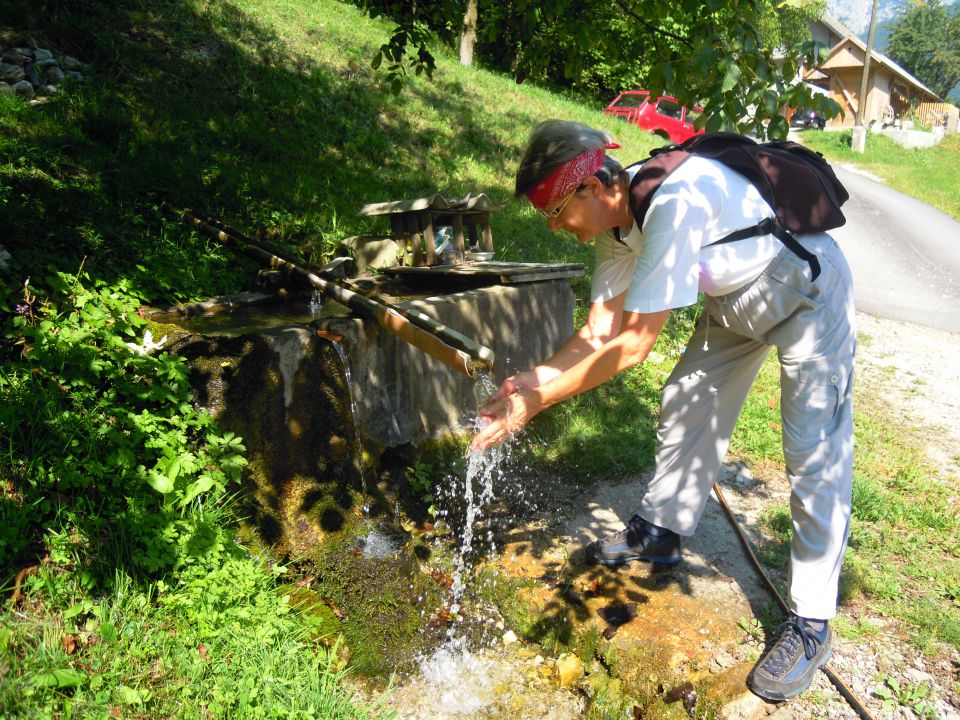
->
xmin=323 ymin=330 xmax=371 ymax=516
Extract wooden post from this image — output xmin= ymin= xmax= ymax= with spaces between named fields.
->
xmin=389 ymin=215 xmax=409 ymax=266
xmin=452 ymin=214 xmax=465 ymax=261
xmin=404 ymin=214 xmax=424 ymax=266
xmin=423 ymin=212 xmax=437 ymax=266
xmin=479 ymin=213 xmax=493 ymax=252
xmin=467 ymin=219 xmax=479 ymax=250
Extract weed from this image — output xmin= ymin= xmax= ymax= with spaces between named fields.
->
xmin=873 ymin=676 xmax=939 ymax=719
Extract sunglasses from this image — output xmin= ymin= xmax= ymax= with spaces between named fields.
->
xmin=537 ymin=184 xmax=585 ymax=219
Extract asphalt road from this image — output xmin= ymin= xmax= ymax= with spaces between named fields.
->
xmin=828 ymin=163 xmax=960 ymax=333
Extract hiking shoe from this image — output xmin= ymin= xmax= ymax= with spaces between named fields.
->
xmin=747 ymin=616 xmax=832 ymax=702
xmin=586 ymin=514 xmax=681 ymax=566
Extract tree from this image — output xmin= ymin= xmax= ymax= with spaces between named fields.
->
xmin=355 ymin=0 xmax=839 ymax=139
xmin=459 ymin=0 xmax=479 ymax=66
xmin=886 ymin=0 xmax=960 ymax=100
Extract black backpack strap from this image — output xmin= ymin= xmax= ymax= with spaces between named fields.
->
xmin=709 ymin=217 xmax=821 ymax=280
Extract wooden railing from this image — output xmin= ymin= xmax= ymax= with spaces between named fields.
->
xmin=914 ymin=101 xmax=958 ymax=128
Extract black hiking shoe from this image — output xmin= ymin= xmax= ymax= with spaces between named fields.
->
xmin=586 ymin=514 xmax=682 ymax=567
xmin=747 ymin=616 xmax=832 ymax=702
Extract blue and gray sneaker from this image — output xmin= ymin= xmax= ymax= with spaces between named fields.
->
xmin=586 ymin=514 xmax=681 ymax=566
xmin=747 ymin=616 xmax=832 ymax=701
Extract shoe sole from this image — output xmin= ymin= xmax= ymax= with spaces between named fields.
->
xmin=590 ymin=554 xmax=682 ymax=567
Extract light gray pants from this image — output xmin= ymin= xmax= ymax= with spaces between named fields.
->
xmin=639 ymin=233 xmax=856 ymax=620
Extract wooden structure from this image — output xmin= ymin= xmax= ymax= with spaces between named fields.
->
xmin=803 ymin=15 xmax=949 ymax=128
xmin=358 ymin=193 xmax=504 ymax=267
xmin=382 ymin=261 xmax=584 ymax=289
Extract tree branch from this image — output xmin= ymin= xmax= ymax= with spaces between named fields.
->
xmin=612 ymin=0 xmax=694 ymax=49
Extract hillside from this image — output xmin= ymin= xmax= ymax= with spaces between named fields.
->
xmin=0 ymin=0 xmax=662 ymax=304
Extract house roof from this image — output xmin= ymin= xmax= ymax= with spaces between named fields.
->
xmin=816 ymin=13 xmax=857 ymax=42
xmin=826 ymin=33 xmax=942 ymax=101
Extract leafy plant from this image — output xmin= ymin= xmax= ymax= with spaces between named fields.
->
xmin=406 ymin=460 xmax=435 ymax=506
xmin=0 ymin=269 xmax=246 ymax=578
xmin=873 ymin=675 xmax=939 ymax=719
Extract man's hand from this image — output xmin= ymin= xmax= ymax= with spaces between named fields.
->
xmin=471 ymin=387 xmax=543 ymax=451
xmin=479 ymin=370 xmax=537 ymax=419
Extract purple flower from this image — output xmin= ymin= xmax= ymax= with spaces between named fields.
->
xmin=15 ymin=304 xmax=29 ymax=315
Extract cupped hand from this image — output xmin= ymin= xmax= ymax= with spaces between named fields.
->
xmin=471 ymin=387 xmax=543 ymax=451
xmin=479 ymin=371 xmax=535 ymax=419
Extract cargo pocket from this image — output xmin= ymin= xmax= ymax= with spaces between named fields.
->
xmin=780 ymin=362 xmax=847 ymax=458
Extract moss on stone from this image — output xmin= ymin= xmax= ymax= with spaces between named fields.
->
xmin=305 ymin=532 xmax=442 ymax=676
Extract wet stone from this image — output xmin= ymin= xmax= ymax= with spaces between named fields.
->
xmin=1 ymin=48 xmax=30 ymax=64
xmin=61 ymin=55 xmax=83 ymax=71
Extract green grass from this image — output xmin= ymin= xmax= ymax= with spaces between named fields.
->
xmin=1 ymin=557 xmax=387 ymax=719
xmin=799 ymin=130 xmax=960 ymax=221
xmin=742 ymin=356 xmax=960 ymax=653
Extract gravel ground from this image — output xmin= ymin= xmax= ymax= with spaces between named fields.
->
xmin=720 ymin=310 xmax=960 ymax=720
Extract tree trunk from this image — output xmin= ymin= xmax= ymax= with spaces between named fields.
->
xmin=459 ymin=0 xmax=478 ymax=66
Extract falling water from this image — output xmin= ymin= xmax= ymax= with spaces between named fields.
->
xmin=314 ymin=291 xmax=370 ymax=515
xmin=395 ymin=374 xmax=531 ymax=718
xmin=448 ymin=373 xmax=505 ymax=617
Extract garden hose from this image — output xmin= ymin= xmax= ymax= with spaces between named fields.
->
xmin=712 ymin=482 xmax=877 ymax=720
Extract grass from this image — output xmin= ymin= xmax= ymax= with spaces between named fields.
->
xmin=741 ymin=356 xmax=960 ymax=653
xmin=1 ymin=556 xmax=388 ymax=719
xmin=2 ymin=0 xmax=960 ymax=713
xmin=798 ymin=129 xmax=960 ymax=221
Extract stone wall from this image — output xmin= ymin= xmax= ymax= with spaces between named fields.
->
xmin=0 ymin=45 xmax=87 ymax=100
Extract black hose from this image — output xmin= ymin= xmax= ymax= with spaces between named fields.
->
xmin=712 ymin=482 xmax=877 ymax=720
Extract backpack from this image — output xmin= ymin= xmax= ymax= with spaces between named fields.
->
xmin=625 ymin=131 xmax=849 ymax=280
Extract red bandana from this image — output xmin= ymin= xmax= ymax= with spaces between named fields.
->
xmin=525 ymin=143 xmax=621 ymax=209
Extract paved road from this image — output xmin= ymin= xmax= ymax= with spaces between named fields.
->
xmin=829 ymin=164 xmax=960 ymax=333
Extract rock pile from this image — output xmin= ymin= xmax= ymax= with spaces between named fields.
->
xmin=0 ymin=45 xmax=87 ymax=100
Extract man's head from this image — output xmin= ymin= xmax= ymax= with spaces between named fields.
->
xmin=515 ymin=120 xmax=625 ymax=209
xmin=515 ymin=120 xmax=629 ymax=241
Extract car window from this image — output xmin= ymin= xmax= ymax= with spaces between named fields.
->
xmin=610 ymin=92 xmax=649 ymax=109
xmin=685 ymin=107 xmax=702 ymax=126
xmin=655 ymin=98 xmax=683 ymax=120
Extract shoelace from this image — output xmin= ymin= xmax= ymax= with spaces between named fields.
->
xmin=759 ymin=619 xmax=820 ymax=678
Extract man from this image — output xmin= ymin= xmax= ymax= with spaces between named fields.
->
xmin=471 ymin=119 xmax=855 ymax=702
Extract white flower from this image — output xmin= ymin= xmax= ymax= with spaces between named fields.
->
xmin=126 ymin=329 xmax=168 ymax=356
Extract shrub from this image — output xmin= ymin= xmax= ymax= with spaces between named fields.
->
xmin=0 ymin=269 xmax=246 ymax=581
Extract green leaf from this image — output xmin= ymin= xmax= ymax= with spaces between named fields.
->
xmin=63 ymin=603 xmax=86 ymax=620
xmin=30 ymin=668 xmax=86 ymax=688
xmin=721 ymin=62 xmax=742 ymax=92
xmin=147 ymin=471 xmax=174 ymax=494
xmin=117 ymin=685 xmax=144 ymax=705
xmin=100 ymin=621 xmax=118 ymax=644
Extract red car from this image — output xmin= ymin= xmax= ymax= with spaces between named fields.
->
xmin=604 ymin=90 xmax=705 ymax=143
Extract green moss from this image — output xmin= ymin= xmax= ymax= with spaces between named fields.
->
xmin=307 ymin=534 xmax=442 ymax=676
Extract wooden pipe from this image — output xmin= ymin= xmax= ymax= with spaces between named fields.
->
xmin=178 ymin=211 xmax=495 ymax=379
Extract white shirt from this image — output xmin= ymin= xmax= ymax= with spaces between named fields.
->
xmin=591 ymin=156 xmax=784 ymax=313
